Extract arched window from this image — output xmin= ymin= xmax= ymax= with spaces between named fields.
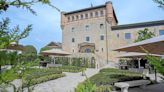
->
xmin=85 ymin=48 xmax=91 ymax=53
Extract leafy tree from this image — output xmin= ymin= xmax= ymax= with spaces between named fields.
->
xmin=23 ymin=45 xmax=37 ymax=55
xmin=0 ymin=0 xmax=53 ymax=15
xmin=0 ymin=18 xmax=32 ymax=71
xmin=154 ymin=0 xmax=164 ymax=9
xmin=135 ymin=28 xmax=155 ymax=42
xmin=40 ymin=46 xmax=51 ymax=52
xmin=22 ymin=45 xmax=38 ymax=62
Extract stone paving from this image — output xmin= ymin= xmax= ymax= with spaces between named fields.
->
xmin=129 ymin=83 xmax=164 ymax=92
xmin=32 ymin=68 xmax=99 ymax=92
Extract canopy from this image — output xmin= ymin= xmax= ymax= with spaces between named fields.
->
xmin=117 ymin=52 xmax=162 ymax=58
xmin=114 ymin=35 xmax=164 ymax=55
xmin=41 ymin=49 xmax=71 ymax=56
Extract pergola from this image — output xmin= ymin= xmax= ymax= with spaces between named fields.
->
xmin=41 ymin=49 xmax=71 ymax=56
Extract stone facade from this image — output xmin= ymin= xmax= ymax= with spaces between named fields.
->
xmin=61 ymin=1 xmax=164 ymax=65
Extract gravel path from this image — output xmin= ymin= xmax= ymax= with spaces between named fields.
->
xmin=32 ymin=68 xmax=99 ymax=92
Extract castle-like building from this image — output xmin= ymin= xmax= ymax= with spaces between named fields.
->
xmin=60 ymin=1 xmax=164 ymax=66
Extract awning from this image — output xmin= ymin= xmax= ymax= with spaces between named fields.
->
xmin=114 ymin=35 xmax=164 ymax=55
xmin=41 ymin=49 xmax=71 ymax=56
xmin=117 ymin=52 xmax=162 ymax=58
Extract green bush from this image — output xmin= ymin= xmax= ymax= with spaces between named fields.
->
xmin=49 ymin=66 xmax=85 ymax=73
xmin=75 ymin=78 xmax=96 ymax=92
xmin=23 ymin=74 xmax=65 ymax=87
xmin=95 ymin=85 xmax=112 ymax=92
xmin=89 ymin=68 xmax=143 ymax=86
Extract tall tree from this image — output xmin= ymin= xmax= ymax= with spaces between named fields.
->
xmin=153 ymin=0 xmax=164 ymax=9
xmin=0 ymin=0 xmax=53 ymax=15
xmin=135 ymin=28 xmax=155 ymax=42
xmin=0 ymin=0 xmax=54 ymax=71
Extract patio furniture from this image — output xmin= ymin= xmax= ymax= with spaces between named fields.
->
xmin=114 ymin=80 xmax=151 ymax=92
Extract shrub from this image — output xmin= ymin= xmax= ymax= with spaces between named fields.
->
xmin=75 ymin=78 xmax=96 ymax=92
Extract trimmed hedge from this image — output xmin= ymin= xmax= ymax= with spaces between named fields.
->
xmin=49 ymin=66 xmax=86 ymax=73
xmin=23 ymin=73 xmax=65 ymax=87
xmin=90 ymin=68 xmax=143 ymax=86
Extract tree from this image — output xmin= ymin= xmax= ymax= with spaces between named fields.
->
xmin=0 ymin=18 xmax=32 ymax=71
xmin=40 ymin=46 xmax=51 ymax=53
xmin=22 ymin=45 xmax=38 ymax=62
xmin=23 ymin=45 xmax=37 ymax=55
xmin=153 ymin=0 xmax=164 ymax=9
xmin=0 ymin=0 xmax=53 ymax=15
xmin=135 ymin=28 xmax=155 ymax=42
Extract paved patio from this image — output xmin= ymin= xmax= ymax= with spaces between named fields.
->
xmin=129 ymin=83 xmax=164 ymax=92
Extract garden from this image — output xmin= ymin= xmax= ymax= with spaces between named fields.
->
xmin=76 ymin=68 xmax=144 ymax=92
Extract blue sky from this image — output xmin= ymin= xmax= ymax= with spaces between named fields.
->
xmin=1 ymin=0 xmax=164 ymax=52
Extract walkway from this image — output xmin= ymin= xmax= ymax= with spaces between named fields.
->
xmin=31 ymin=62 xmax=116 ymax=92
xmin=129 ymin=83 xmax=164 ymax=92
xmin=32 ymin=68 xmax=99 ymax=92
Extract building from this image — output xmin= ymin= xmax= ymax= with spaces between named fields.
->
xmin=61 ymin=1 xmax=164 ymax=66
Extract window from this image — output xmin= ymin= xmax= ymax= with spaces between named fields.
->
xmin=100 ymin=10 xmax=104 ymax=16
xmin=100 ymin=35 xmax=104 ymax=40
xmin=100 ymin=24 xmax=104 ymax=29
xmin=76 ymin=15 xmax=79 ymax=20
xmin=80 ymin=14 xmax=83 ymax=19
xmin=125 ymin=33 xmax=131 ymax=39
xmin=86 ymin=36 xmax=90 ymax=42
xmin=117 ymin=33 xmax=119 ymax=38
xmin=85 ymin=13 xmax=88 ymax=19
xmin=159 ymin=30 xmax=164 ymax=35
xmin=102 ymin=48 xmax=104 ymax=52
xmin=72 ymin=38 xmax=75 ymax=42
xmin=72 ymin=27 xmax=75 ymax=32
xmin=85 ymin=48 xmax=91 ymax=53
xmin=90 ymin=12 xmax=93 ymax=18
xmin=95 ymin=11 xmax=99 ymax=17
xmin=85 ymin=25 xmax=89 ymax=31
xmin=72 ymin=16 xmax=74 ymax=21
xmin=68 ymin=16 xmax=70 ymax=22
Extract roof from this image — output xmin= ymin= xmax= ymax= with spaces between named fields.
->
xmin=64 ymin=5 xmax=106 ymax=15
xmin=64 ymin=2 xmax=118 ymax=23
xmin=112 ymin=20 xmax=164 ymax=30
xmin=114 ymin=35 xmax=164 ymax=55
xmin=41 ymin=49 xmax=71 ymax=56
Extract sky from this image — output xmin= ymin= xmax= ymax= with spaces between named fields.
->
xmin=1 ymin=0 xmax=164 ymax=52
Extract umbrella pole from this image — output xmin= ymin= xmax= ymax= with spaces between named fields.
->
xmin=155 ymin=69 xmax=157 ymax=83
